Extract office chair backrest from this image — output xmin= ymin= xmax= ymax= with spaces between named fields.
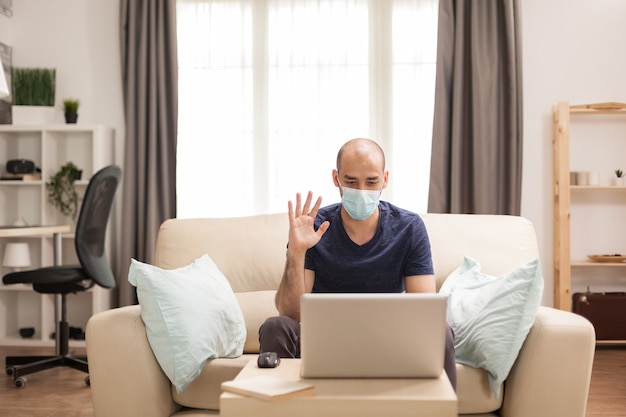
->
xmin=74 ymin=165 xmax=122 ymax=289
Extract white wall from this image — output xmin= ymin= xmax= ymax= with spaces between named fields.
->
xmin=0 ymin=0 xmax=124 ymax=162
xmin=521 ymin=0 xmax=626 ymax=305
xmin=3 ymin=0 xmax=626 ymax=307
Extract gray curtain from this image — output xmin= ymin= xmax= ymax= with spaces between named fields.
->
xmin=116 ymin=0 xmax=178 ymax=306
xmin=428 ymin=0 xmax=523 ymax=215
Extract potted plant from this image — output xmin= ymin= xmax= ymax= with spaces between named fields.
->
xmin=63 ymin=98 xmax=79 ymax=124
xmin=46 ymin=162 xmax=82 ymax=220
xmin=615 ymin=169 xmax=624 ymax=186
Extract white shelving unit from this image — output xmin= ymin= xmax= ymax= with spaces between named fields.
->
xmin=0 ymin=124 xmax=115 ymax=348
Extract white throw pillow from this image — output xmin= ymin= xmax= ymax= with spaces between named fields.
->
xmin=128 ymin=254 xmax=246 ymax=393
xmin=439 ymin=256 xmax=543 ymax=398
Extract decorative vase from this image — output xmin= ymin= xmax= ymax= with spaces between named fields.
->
xmin=64 ymin=112 xmax=78 ymax=124
xmin=616 ymin=177 xmax=625 ymax=186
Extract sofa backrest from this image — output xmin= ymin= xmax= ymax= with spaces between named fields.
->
xmin=154 ymin=212 xmax=539 ymax=292
xmin=420 ymin=213 xmax=539 ymax=289
xmin=154 ymin=213 xmax=288 ymax=292
xmin=153 ymin=212 xmax=539 ymax=352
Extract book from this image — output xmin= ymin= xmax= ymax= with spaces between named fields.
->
xmin=1 ymin=173 xmax=42 ymax=181
xmin=221 ymin=375 xmax=315 ymax=402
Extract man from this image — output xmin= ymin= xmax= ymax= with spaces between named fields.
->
xmin=259 ymin=138 xmax=456 ymax=389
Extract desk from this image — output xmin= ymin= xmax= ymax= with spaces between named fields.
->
xmin=221 ymin=358 xmax=458 ymax=417
xmin=0 ymin=225 xmax=71 ymax=265
xmin=1 ymin=224 xmax=71 ymax=351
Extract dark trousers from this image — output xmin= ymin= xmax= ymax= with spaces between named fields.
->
xmin=259 ymin=315 xmax=457 ymax=391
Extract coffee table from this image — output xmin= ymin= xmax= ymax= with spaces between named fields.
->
xmin=220 ymin=358 xmax=457 ymax=417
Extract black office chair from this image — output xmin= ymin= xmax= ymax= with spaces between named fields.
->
xmin=3 ymin=164 xmax=122 ymax=388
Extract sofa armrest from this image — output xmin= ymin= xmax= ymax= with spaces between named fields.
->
xmin=501 ymin=306 xmax=595 ymax=417
xmin=86 ymin=305 xmax=176 ymax=417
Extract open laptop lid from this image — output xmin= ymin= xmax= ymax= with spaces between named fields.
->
xmin=300 ymin=293 xmax=448 ymax=379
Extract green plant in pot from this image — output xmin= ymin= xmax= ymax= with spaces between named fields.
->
xmin=46 ymin=162 xmax=83 ymax=221
xmin=63 ymin=98 xmax=79 ymax=124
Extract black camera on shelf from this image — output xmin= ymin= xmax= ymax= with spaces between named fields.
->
xmin=7 ymin=159 xmax=36 ymax=174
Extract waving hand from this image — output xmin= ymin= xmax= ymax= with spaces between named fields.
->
xmin=287 ymin=191 xmax=330 ymax=253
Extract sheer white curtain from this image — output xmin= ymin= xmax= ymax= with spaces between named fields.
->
xmin=177 ymin=0 xmax=438 ymax=218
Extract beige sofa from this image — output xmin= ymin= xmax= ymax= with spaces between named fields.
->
xmin=86 ymin=213 xmax=596 ymax=417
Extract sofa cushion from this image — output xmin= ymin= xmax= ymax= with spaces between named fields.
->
xmin=234 ymin=290 xmax=279 ymax=353
xmin=128 ymin=254 xmax=247 ymax=393
xmin=440 ymin=256 xmax=543 ymax=398
xmin=172 ymin=356 xmax=252 ymax=409
xmin=456 ymin=364 xmax=502 ymax=414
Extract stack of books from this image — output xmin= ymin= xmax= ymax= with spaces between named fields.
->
xmin=221 ymin=376 xmax=315 ymax=402
xmin=0 ymin=173 xmax=42 ymax=181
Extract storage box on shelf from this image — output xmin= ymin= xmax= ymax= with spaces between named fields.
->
xmin=0 ymin=125 xmax=115 ymax=348
xmin=553 ymin=101 xmax=626 ymax=343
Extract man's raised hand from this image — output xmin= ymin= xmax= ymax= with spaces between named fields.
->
xmin=287 ymin=191 xmax=330 ymax=253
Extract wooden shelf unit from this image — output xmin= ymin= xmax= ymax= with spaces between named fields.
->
xmin=552 ymin=101 xmax=626 ymax=311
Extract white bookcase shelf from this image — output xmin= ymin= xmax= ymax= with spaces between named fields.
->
xmin=0 ymin=124 xmax=115 ymax=348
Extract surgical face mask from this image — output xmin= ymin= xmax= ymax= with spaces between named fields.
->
xmin=340 ymin=185 xmax=382 ymax=221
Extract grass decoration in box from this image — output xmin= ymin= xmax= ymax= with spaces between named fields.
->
xmin=11 ymin=67 xmax=56 ymax=106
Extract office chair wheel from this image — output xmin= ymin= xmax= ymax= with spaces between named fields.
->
xmin=14 ymin=377 xmax=27 ymax=388
xmin=6 ymin=366 xmax=13 ymax=376
xmin=85 ymin=376 xmax=90 ymax=387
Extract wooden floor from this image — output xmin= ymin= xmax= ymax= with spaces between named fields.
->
xmin=586 ymin=346 xmax=626 ymax=417
xmin=1 ymin=346 xmax=625 ymax=416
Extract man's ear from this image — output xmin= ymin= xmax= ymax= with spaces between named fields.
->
xmin=383 ymin=170 xmax=389 ymax=188
xmin=332 ymin=169 xmax=340 ymax=187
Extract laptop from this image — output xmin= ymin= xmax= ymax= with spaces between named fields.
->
xmin=300 ymin=293 xmax=448 ymax=379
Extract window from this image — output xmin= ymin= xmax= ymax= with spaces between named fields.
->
xmin=177 ymin=0 xmax=438 ymax=218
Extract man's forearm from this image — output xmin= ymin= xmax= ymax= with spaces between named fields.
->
xmin=275 ymin=250 xmax=307 ymax=321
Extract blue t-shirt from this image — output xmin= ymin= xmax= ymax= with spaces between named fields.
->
xmin=304 ymin=201 xmax=433 ymax=293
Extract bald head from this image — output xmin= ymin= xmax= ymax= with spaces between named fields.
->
xmin=336 ymin=138 xmax=386 ymax=172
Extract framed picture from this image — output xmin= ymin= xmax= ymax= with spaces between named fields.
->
xmin=0 ymin=41 xmax=12 ymax=124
